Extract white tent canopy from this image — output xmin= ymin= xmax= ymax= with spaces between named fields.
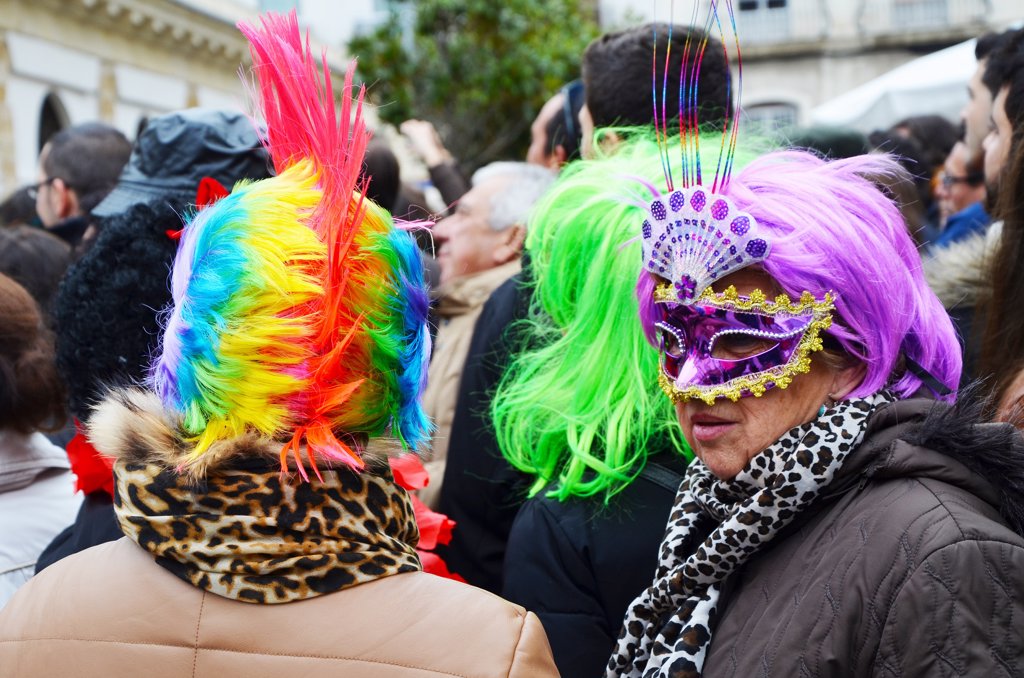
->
xmin=811 ymin=38 xmax=976 ymax=132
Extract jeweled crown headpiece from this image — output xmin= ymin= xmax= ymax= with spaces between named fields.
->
xmin=639 ymin=1 xmax=770 ymax=303
xmin=639 ymin=2 xmax=836 ymax=405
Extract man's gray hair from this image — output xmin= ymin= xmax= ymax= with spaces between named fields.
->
xmin=470 ymin=161 xmax=556 ymax=231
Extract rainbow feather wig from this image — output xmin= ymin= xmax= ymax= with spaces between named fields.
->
xmin=151 ymin=12 xmax=431 ymax=478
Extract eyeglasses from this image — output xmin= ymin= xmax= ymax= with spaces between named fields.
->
xmin=938 ymin=171 xmax=984 ymax=189
xmin=26 ymin=177 xmax=57 ymax=200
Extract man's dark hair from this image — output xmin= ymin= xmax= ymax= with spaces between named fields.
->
xmin=982 ymin=30 xmax=1024 ymax=153
xmin=543 ymin=81 xmax=585 ymax=161
xmin=582 ymin=23 xmax=730 ymax=130
xmin=363 ymin=141 xmax=401 ymax=212
xmin=42 ymin=122 xmax=131 ymax=214
xmin=975 ymin=29 xmax=1016 ymax=61
xmin=0 ymin=226 xmax=72 ymax=321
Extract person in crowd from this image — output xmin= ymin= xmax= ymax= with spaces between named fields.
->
xmin=496 ymin=135 xmax=749 ymax=678
xmin=419 ymin=161 xmax=555 ymax=507
xmin=926 ymin=28 xmax=1024 ymax=382
xmin=400 ymin=118 xmax=471 ymax=208
xmin=867 ymin=128 xmax=933 ymax=238
xmin=890 ymin=114 xmax=960 ymax=234
xmin=401 ymin=83 xmax=583 ymax=209
xmin=578 ymin=23 xmax=729 ymax=158
xmin=986 ymin=140 xmax=1024 ymax=422
xmin=30 ymin=122 xmax=131 ymax=250
xmin=932 ymin=140 xmax=988 ymax=247
xmin=892 ymin=114 xmax=960 ymax=175
xmin=526 ymin=80 xmax=586 ymax=170
xmin=363 ymin=139 xmax=440 ymax=287
xmin=364 ymin=139 xmax=402 ymax=211
xmin=784 ymin=125 xmax=868 ymax=160
xmin=0 ymin=15 xmax=558 ymax=677
xmin=0 ymin=186 xmax=39 ymax=228
xmin=0 ymin=274 xmax=80 ymax=608
xmin=436 ymin=21 xmax=730 ymax=594
xmin=962 ymin=29 xmax=1018 ymax=174
xmin=608 ymin=144 xmax=1024 ymax=677
xmin=0 ymin=226 xmax=72 ymax=322
xmin=979 ymin=30 xmax=1024 ymax=419
xmin=33 ymin=108 xmax=273 ymax=573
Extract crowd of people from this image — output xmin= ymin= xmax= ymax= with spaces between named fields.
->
xmin=1 ymin=6 xmax=1024 ymax=677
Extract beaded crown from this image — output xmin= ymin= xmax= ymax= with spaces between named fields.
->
xmin=640 ymin=1 xmax=771 ymax=303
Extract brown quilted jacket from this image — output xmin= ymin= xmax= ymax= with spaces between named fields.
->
xmin=703 ymin=397 xmax=1024 ymax=677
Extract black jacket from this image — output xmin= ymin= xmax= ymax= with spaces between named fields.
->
xmin=34 ymin=491 xmax=120 ymax=573
xmin=435 ymin=273 xmax=532 ymax=592
xmin=501 ymin=453 xmax=689 ymax=678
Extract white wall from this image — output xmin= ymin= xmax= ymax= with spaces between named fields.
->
xmin=6 ymin=32 xmax=100 ymax=91
xmin=114 ymin=64 xmax=189 ymax=110
xmin=5 ymin=33 xmax=105 ymax=186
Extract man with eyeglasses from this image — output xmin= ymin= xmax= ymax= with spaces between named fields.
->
xmin=932 ymin=140 xmax=988 ymax=249
xmin=31 ymin=122 xmax=131 ymax=250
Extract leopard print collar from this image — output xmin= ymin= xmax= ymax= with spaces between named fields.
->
xmin=607 ymin=391 xmax=896 ymax=678
xmin=114 ymin=460 xmax=422 ymax=604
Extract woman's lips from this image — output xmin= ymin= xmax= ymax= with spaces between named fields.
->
xmin=690 ymin=415 xmax=736 ymax=442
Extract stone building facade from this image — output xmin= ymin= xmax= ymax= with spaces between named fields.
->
xmin=599 ymin=0 xmax=1022 ymax=129
xmin=0 ymin=0 xmax=371 ymax=196
xmin=0 ymin=0 xmax=263 ymax=194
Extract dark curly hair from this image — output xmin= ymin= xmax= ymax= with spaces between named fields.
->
xmin=54 ymin=203 xmax=183 ymax=420
xmin=0 ymin=274 xmax=65 ymax=433
xmin=582 ymin=23 xmax=730 ymax=130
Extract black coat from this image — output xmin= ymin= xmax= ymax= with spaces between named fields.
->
xmin=435 ymin=273 xmax=532 ymax=592
xmin=35 ymin=491 xmax=120 ymax=573
xmin=501 ymin=453 xmax=688 ymax=678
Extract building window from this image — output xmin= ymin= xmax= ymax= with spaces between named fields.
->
xmin=891 ymin=0 xmax=948 ymax=29
xmin=38 ymin=93 xmax=69 ymax=153
xmin=739 ymin=0 xmax=787 ymax=10
xmin=735 ymin=0 xmax=789 ymax=43
xmin=744 ymin=102 xmax=799 ymax=133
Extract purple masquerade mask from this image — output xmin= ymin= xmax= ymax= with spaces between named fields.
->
xmin=653 ymin=285 xmax=835 ymax=404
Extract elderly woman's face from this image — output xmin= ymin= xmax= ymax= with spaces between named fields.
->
xmin=674 ymin=268 xmax=861 ymax=479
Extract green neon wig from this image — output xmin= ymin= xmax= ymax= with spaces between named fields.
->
xmin=492 ymin=131 xmax=762 ymax=501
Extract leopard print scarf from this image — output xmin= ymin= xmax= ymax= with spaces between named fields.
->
xmin=114 ymin=460 xmax=422 ymax=604
xmin=607 ymin=391 xmax=895 ymax=678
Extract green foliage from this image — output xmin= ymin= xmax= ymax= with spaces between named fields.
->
xmin=349 ymin=0 xmax=599 ymax=171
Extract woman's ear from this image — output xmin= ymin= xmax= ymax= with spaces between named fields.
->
xmin=830 ymin=362 xmax=867 ymax=400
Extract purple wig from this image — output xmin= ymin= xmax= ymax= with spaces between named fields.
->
xmin=637 ymin=150 xmax=962 ymax=401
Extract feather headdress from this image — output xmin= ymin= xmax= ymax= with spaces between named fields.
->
xmin=151 ymin=12 xmax=431 ymax=479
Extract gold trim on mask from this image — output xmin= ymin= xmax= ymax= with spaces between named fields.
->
xmin=655 ymin=286 xmax=836 ymax=405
